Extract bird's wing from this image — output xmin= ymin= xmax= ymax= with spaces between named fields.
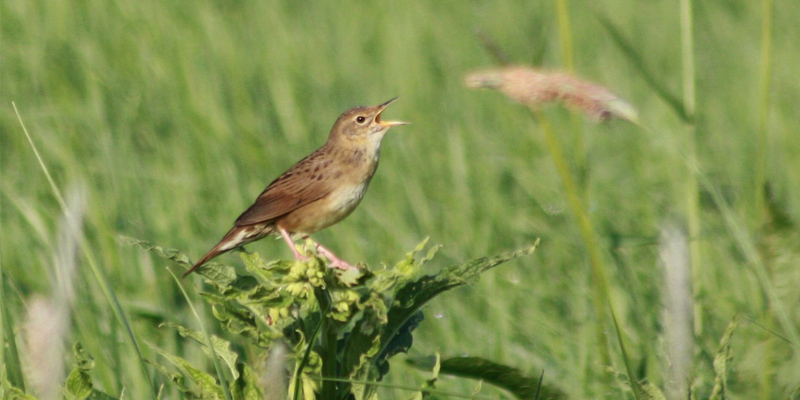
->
xmin=234 ymin=150 xmax=336 ymax=226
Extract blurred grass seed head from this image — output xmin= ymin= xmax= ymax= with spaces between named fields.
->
xmin=465 ymin=66 xmax=638 ymax=123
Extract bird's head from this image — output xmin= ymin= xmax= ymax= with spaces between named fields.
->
xmin=328 ymin=98 xmax=409 ymax=147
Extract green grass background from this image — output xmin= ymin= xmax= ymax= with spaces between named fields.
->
xmin=2 ymin=0 xmax=800 ymax=398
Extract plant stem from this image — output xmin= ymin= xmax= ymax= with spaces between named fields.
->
xmin=679 ymin=0 xmax=702 ymax=337
xmin=755 ymin=1 xmax=775 ymax=396
xmin=754 ymin=0 xmax=774 ymax=224
xmin=316 ymin=288 xmax=339 ymax=400
xmin=555 ymin=0 xmax=575 ymax=72
xmin=555 ymin=0 xmax=586 ymax=195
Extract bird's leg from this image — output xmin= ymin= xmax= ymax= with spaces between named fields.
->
xmin=313 ymin=242 xmax=358 ymax=270
xmin=278 ymin=227 xmax=310 ymax=261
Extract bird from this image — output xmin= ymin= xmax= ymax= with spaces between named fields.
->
xmin=183 ymin=98 xmax=408 ymax=278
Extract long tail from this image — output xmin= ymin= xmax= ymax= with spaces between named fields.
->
xmin=183 ymin=224 xmax=270 ymax=278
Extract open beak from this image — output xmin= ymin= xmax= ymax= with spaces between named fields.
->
xmin=375 ymin=97 xmax=410 ymax=127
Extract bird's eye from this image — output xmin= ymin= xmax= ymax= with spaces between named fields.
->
xmin=355 ymin=116 xmax=367 ymax=124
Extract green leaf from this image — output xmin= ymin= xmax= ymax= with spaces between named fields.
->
xmin=154 ymin=348 xmax=225 ymax=399
xmin=63 ymin=344 xmax=118 ymax=400
xmin=73 ymin=343 xmax=95 ymax=370
xmin=611 ymin=308 xmax=645 ymax=400
xmin=63 ymin=343 xmax=94 ymax=400
xmin=340 ymin=306 xmax=384 ymax=380
xmin=407 ymin=356 xmax=567 ymax=400
xmin=64 ymin=367 xmax=93 ymax=400
xmin=148 ymin=357 xmax=193 ymax=393
xmin=412 ymin=351 xmax=440 ymax=400
xmin=375 ymin=311 xmax=424 ymax=380
xmin=230 ymin=363 xmax=265 ymax=400
xmin=202 ymin=293 xmax=276 ymax=348
xmin=121 ymin=236 xmax=237 ymax=284
xmin=369 ymin=238 xmax=439 ymax=295
xmin=161 ymin=322 xmax=240 ymax=380
xmin=119 ymin=236 xmax=193 ymax=266
xmin=0 ymin=381 xmax=37 ymax=400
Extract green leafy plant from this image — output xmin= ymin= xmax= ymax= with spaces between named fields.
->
xmin=126 ymin=237 xmax=539 ymax=399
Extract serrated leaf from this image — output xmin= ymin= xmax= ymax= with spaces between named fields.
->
xmin=120 ymin=236 xmax=237 ymax=283
xmin=368 ymin=239 xmax=438 ymax=295
xmin=340 ymin=306 xmax=386 ymax=380
xmin=0 ymin=381 xmax=37 ymax=400
xmin=63 ymin=367 xmax=93 ymax=400
xmin=407 ymin=356 xmax=567 ymax=400
xmin=147 ymin=356 xmax=192 ymax=393
xmin=202 ymin=294 xmax=274 ymax=348
xmin=375 ymin=311 xmax=424 ymax=380
xmin=6 ymin=388 xmax=38 ymax=400
xmin=70 ymin=343 xmax=94 ymax=371
xmin=161 ymin=322 xmax=240 ymax=380
xmin=393 ymin=238 xmax=428 ymax=277
xmin=119 ymin=236 xmax=193 ymax=267
xmin=230 ymin=363 xmax=265 ymax=400
xmin=154 ymin=349 xmax=225 ymax=399
xmin=64 ymin=343 xmax=97 ymax=400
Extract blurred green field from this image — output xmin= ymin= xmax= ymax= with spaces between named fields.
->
xmin=3 ymin=0 xmax=800 ymax=398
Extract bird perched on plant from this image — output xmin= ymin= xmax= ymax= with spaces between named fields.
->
xmin=184 ymin=98 xmax=408 ymax=278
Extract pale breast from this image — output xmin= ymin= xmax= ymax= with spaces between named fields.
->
xmin=277 ymin=181 xmax=370 ymax=235
xmin=275 ymin=145 xmax=380 ymax=235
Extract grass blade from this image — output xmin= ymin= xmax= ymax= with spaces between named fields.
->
xmin=610 ymin=310 xmax=642 ymax=400
xmin=753 ymin=0 xmax=775 ymax=227
xmin=13 ymin=103 xmax=157 ymax=399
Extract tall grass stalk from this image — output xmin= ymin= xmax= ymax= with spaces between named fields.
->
xmin=555 ymin=0 xmax=575 ymax=72
xmin=753 ymin=0 xmax=774 ymax=224
xmin=555 ymin=0 xmax=586 ymax=193
xmin=13 ymin=104 xmax=157 ymax=399
xmin=755 ymin=1 xmax=776 ymax=396
xmin=610 ymin=310 xmax=642 ymax=400
xmin=531 ymin=109 xmax=612 ymax=368
xmin=678 ymin=0 xmax=703 ymax=337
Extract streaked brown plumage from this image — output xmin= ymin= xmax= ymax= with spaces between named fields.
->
xmin=184 ymin=98 xmax=407 ymax=278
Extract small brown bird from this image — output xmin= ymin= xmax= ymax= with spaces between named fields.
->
xmin=184 ymin=98 xmax=408 ymax=278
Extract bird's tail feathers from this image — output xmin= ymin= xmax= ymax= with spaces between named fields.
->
xmin=182 ymin=224 xmax=270 ymax=278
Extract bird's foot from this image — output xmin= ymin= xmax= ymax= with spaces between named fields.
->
xmin=314 ymin=243 xmax=358 ymax=271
